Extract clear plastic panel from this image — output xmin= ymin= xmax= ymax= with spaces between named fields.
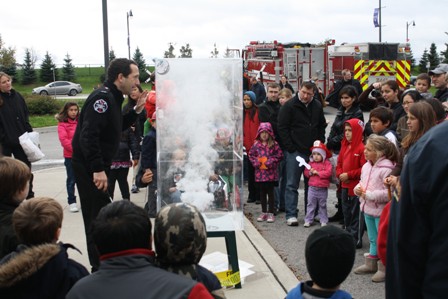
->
xmin=155 ymin=58 xmax=244 ymax=231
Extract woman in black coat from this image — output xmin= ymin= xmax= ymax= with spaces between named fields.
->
xmin=279 ymin=75 xmax=294 ymax=94
xmin=326 ymin=85 xmax=364 ymax=154
xmin=0 ymin=72 xmax=34 ymax=198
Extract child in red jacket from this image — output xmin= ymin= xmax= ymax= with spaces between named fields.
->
xmin=303 ymin=141 xmax=333 ymax=227
xmin=336 ymin=118 xmax=366 ymax=246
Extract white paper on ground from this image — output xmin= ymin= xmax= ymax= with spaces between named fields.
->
xmin=199 ymin=251 xmax=255 ymax=285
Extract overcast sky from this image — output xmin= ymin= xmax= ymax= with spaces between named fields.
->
xmin=2 ymin=0 xmax=447 ymax=67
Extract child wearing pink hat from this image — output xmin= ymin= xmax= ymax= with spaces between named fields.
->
xmin=303 ymin=141 xmax=333 ymax=227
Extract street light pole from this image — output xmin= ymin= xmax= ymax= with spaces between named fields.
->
xmin=379 ymin=0 xmax=382 ymax=42
xmin=406 ymin=20 xmax=415 ymax=42
xmin=127 ymin=10 xmax=133 ymax=60
xmin=102 ymin=0 xmax=109 ymax=71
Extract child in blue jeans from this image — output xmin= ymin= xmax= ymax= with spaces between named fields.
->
xmin=56 ymin=102 xmax=79 ymax=212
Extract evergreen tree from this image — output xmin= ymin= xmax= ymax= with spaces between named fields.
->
xmin=440 ymin=43 xmax=448 ymax=64
xmin=418 ymin=48 xmax=429 ymax=73
xmin=0 ymin=34 xmax=17 ymax=79
xmin=40 ymin=52 xmax=58 ymax=83
xmin=109 ymin=49 xmax=116 ymax=62
xmin=428 ymin=43 xmax=440 ymax=70
xmin=132 ymin=47 xmax=148 ymax=82
xmin=21 ymin=48 xmax=37 ymax=85
xmin=210 ymin=43 xmax=219 ymax=58
xmin=164 ymin=43 xmax=175 ymax=58
xmin=61 ymin=53 xmax=76 ymax=81
xmin=223 ymin=47 xmax=233 ymax=58
xmin=179 ymin=43 xmax=192 ymax=58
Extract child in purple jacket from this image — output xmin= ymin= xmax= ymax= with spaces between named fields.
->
xmin=303 ymin=141 xmax=333 ymax=227
xmin=249 ymin=122 xmax=283 ymax=223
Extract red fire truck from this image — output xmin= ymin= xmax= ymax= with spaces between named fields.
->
xmin=329 ymin=42 xmax=412 ymax=91
xmin=242 ymin=40 xmax=412 ymax=95
xmin=243 ymin=40 xmax=333 ymax=95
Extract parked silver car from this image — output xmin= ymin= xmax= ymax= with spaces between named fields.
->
xmin=32 ymin=81 xmax=82 ymax=96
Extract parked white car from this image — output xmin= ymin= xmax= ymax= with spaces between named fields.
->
xmin=32 ymin=81 xmax=82 ymax=96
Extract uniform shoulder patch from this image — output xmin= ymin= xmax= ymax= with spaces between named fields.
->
xmin=93 ymin=99 xmax=108 ymax=113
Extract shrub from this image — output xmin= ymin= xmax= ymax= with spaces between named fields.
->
xmin=25 ymin=94 xmax=62 ymax=115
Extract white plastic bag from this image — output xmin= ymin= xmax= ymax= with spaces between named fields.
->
xmin=19 ymin=131 xmax=45 ymax=162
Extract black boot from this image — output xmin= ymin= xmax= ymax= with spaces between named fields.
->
xmin=329 ymin=192 xmax=343 ymax=222
xmin=329 ymin=209 xmax=343 ymax=222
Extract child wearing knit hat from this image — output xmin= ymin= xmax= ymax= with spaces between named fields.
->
xmin=303 ymin=141 xmax=333 ymax=227
xmin=286 ymin=226 xmax=355 ymax=299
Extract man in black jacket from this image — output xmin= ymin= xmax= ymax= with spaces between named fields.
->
xmin=325 ymin=69 xmax=363 ymax=108
xmin=72 ymin=58 xmax=148 ymax=271
xmin=386 ymin=122 xmax=448 ymax=299
xmin=258 ymin=83 xmax=282 ymax=145
xmin=278 ymin=81 xmax=326 ymax=226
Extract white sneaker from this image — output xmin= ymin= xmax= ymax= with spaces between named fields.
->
xmin=303 ymin=222 xmax=311 ymax=228
xmin=287 ymin=217 xmax=298 ymax=226
xmin=69 ymin=203 xmax=79 ymax=213
xmin=321 ymin=222 xmax=327 ymax=227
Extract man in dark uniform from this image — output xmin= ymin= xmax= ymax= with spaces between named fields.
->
xmin=71 ymin=58 xmax=149 ymax=271
xmin=386 ymin=122 xmax=448 ymax=299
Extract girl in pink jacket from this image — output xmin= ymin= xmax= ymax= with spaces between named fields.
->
xmin=249 ymin=122 xmax=283 ymax=223
xmin=303 ymin=141 xmax=333 ymax=227
xmin=56 ymin=102 xmax=79 ymax=212
xmin=353 ymin=134 xmax=398 ymax=278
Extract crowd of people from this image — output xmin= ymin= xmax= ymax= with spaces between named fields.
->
xmin=0 ymin=60 xmax=447 ymax=298
xmin=245 ymin=64 xmax=448 ymax=297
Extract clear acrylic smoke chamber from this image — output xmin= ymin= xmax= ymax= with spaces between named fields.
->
xmin=155 ymin=58 xmax=244 ymax=231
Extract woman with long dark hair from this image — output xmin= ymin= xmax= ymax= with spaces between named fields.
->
xmin=56 ymin=102 xmax=80 ymax=212
xmin=0 ymin=72 xmax=34 ymax=198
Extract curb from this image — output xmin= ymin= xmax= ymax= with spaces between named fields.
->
xmin=242 ymin=218 xmax=299 ymax=293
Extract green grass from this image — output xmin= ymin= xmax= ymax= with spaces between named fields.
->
xmin=16 ymin=65 xmax=152 ymax=128
xmin=13 ymin=67 xmax=105 ymax=94
xmin=73 ymin=66 xmax=105 ymax=91
xmin=14 ymin=66 xmax=154 ymax=94
xmin=29 ymin=115 xmax=58 ymax=128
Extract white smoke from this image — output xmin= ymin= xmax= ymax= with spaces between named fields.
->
xmin=156 ymin=59 xmax=242 ymax=212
